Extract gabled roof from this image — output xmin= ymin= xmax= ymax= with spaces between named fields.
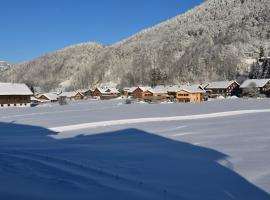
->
xmin=94 ymin=87 xmax=107 ymax=94
xmin=205 ymin=81 xmax=238 ymax=89
xmin=105 ymin=88 xmax=120 ymax=94
xmin=39 ymin=93 xmax=58 ymax=101
xmin=0 ymin=82 xmax=33 ymax=96
xmin=77 ymin=89 xmax=91 ymax=93
xmin=59 ymin=92 xmax=78 ymax=98
xmin=151 ymin=85 xmax=168 ymax=94
xmin=128 ymin=87 xmax=137 ymax=93
xmin=240 ymin=79 xmax=270 ymax=88
xmin=137 ymin=86 xmax=152 ymax=92
xmin=178 ymin=85 xmax=206 ymax=93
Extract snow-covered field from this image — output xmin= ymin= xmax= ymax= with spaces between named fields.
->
xmin=1 ymin=98 xmax=270 ymax=199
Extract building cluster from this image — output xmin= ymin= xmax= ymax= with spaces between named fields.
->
xmin=0 ymin=78 xmax=270 ymax=108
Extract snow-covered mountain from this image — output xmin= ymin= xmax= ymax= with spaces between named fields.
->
xmin=1 ymin=0 xmax=270 ymax=91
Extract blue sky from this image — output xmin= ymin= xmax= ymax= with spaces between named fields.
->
xmin=0 ymin=0 xmax=204 ymax=63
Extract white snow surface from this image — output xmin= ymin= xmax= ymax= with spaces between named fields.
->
xmin=1 ymin=98 xmax=270 ymax=200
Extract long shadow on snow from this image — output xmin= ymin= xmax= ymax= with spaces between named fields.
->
xmin=0 ymin=122 xmax=269 ymax=200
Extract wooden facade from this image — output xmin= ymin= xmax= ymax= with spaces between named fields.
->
xmin=37 ymin=94 xmax=58 ymax=102
xmin=205 ymin=81 xmax=240 ymax=97
xmin=240 ymin=79 xmax=270 ymax=97
xmin=176 ymin=90 xmax=204 ymax=103
xmin=92 ymin=88 xmax=102 ymax=97
xmin=132 ymin=88 xmax=144 ymax=98
xmin=0 ymin=95 xmax=31 ymax=107
xmin=132 ymin=87 xmax=152 ymax=99
xmin=74 ymin=92 xmax=84 ymax=100
xmin=0 ymin=83 xmax=33 ymax=108
xmin=38 ymin=95 xmax=50 ymax=101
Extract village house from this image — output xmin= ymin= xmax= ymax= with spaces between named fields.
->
xmin=204 ymin=80 xmax=240 ymax=98
xmin=92 ymin=87 xmax=120 ymax=99
xmin=142 ymin=86 xmax=169 ymax=102
xmin=0 ymin=82 xmax=33 ymax=107
xmin=101 ymin=88 xmax=120 ymax=100
xmin=77 ymin=89 xmax=93 ymax=97
xmin=240 ymin=79 xmax=270 ymax=97
xmin=92 ymin=88 xmax=105 ymax=97
xmin=122 ymin=87 xmax=137 ymax=97
xmin=37 ymin=93 xmax=59 ymax=102
xmin=176 ymin=85 xmax=205 ymax=103
xmin=59 ymin=91 xmax=84 ymax=100
xmin=132 ymin=87 xmax=152 ymax=99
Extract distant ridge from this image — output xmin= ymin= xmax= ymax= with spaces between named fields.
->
xmin=1 ymin=0 xmax=269 ymax=92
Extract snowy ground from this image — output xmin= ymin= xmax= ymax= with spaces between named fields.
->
xmin=0 ymin=98 xmax=270 ymax=199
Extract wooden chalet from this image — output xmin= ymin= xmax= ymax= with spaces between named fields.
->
xmin=92 ymin=87 xmax=120 ymax=99
xmin=240 ymin=79 xmax=270 ymax=97
xmin=37 ymin=93 xmax=59 ymax=102
xmin=92 ymin=88 xmax=104 ymax=97
xmin=122 ymin=87 xmax=137 ymax=96
xmin=142 ymin=86 xmax=169 ymax=102
xmin=59 ymin=91 xmax=84 ymax=100
xmin=77 ymin=89 xmax=93 ymax=97
xmin=205 ymin=81 xmax=240 ymax=98
xmin=0 ymin=83 xmax=33 ymax=107
xmin=176 ymin=85 xmax=205 ymax=103
xmin=132 ymin=87 xmax=152 ymax=99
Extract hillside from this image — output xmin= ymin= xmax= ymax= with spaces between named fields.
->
xmin=0 ymin=61 xmax=11 ymax=72
xmin=1 ymin=0 xmax=270 ymax=91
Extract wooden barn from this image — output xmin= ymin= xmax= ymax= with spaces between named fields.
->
xmin=205 ymin=81 xmax=240 ymax=98
xmin=176 ymin=86 xmax=205 ymax=103
xmin=0 ymin=83 xmax=33 ymax=107
xmin=240 ymin=79 xmax=270 ymax=97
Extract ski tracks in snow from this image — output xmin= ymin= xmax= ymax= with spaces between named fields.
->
xmin=49 ymin=109 xmax=270 ymax=139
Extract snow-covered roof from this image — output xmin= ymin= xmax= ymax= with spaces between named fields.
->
xmin=59 ymin=92 xmax=77 ymax=98
xmin=178 ymin=85 xmax=206 ymax=93
xmin=129 ymin=87 xmax=137 ymax=93
xmin=151 ymin=85 xmax=168 ymax=94
xmin=200 ymin=83 xmax=209 ymax=89
xmin=138 ymin=87 xmax=152 ymax=92
xmin=205 ymin=81 xmax=238 ymax=89
xmin=105 ymin=88 xmax=120 ymax=94
xmin=0 ymin=82 xmax=33 ymax=96
xmin=95 ymin=87 xmax=120 ymax=94
xmin=77 ymin=89 xmax=90 ymax=93
xmin=240 ymin=79 xmax=270 ymax=88
xmin=39 ymin=93 xmax=58 ymax=101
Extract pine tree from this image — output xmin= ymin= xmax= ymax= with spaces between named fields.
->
xmin=259 ymin=46 xmax=265 ymax=58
